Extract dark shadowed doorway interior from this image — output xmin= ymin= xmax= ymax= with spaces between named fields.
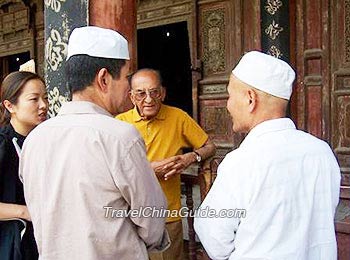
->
xmin=137 ymin=21 xmax=193 ymax=115
xmin=0 ymin=51 xmax=30 ymax=79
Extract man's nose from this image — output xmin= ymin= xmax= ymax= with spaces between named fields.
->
xmin=144 ymin=91 xmax=153 ymax=103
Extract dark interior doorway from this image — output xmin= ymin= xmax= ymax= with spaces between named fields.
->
xmin=0 ymin=51 xmax=30 ymax=80
xmin=137 ymin=21 xmax=193 ymax=115
xmin=8 ymin=52 xmax=30 ymax=72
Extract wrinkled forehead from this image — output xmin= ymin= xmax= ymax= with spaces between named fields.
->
xmin=131 ymin=72 xmax=161 ymax=90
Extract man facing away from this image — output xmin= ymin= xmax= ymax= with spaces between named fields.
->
xmin=117 ymin=68 xmax=216 ymax=260
xmin=20 ymin=26 xmax=169 ymax=259
xmin=194 ymin=51 xmax=341 ymax=260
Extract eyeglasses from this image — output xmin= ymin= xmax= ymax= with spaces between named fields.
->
xmin=131 ymin=88 xmax=162 ymax=101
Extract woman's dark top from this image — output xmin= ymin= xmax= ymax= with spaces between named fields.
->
xmin=0 ymin=124 xmax=38 ymax=260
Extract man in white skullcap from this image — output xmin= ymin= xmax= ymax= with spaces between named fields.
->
xmin=20 ymin=26 xmax=169 ymax=259
xmin=194 ymin=51 xmax=341 ymax=260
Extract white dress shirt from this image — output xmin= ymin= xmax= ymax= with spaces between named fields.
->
xmin=194 ymin=118 xmax=341 ymax=260
xmin=20 ymin=101 xmax=169 ymax=260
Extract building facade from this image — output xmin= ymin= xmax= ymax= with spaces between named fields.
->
xmin=0 ymin=0 xmax=348 ymax=258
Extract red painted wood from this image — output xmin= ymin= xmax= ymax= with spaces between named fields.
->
xmin=89 ymin=0 xmax=136 ymax=112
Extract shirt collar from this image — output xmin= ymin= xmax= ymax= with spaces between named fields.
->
xmin=58 ymin=101 xmax=112 ymax=117
xmin=240 ymin=118 xmax=296 ymax=148
xmin=132 ymin=104 xmax=166 ymax=122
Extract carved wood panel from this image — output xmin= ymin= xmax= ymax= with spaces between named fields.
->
xmin=295 ymin=0 xmax=350 ymax=257
xmin=329 ymin=0 xmax=350 ymax=258
xmin=199 ymin=98 xmax=232 ymax=143
xmin=137 ymin=0 xmax=192 ymax=29
xmin=201 ymin=7 xmax=226 ymax=76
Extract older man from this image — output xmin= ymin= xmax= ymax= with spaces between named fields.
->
xmin=20 ymin=26 xmax=169 ymax=259
xmin=194 ymin=51 xmax=341 ymax=260
xmin=117 ymin=68 xmax=216 ymax=260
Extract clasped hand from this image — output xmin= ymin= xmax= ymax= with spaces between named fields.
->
xmin=151 ymin=153 xmax=194 ymax=181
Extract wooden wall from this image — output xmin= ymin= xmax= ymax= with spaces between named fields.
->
xmin=0 ymin=0 xmax=348 ymax=258
xmin=293 ymin=0 xmax=350 ymax=258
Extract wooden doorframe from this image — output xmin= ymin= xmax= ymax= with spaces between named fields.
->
xmin=137 ymin=0 xmax=200 ymax=120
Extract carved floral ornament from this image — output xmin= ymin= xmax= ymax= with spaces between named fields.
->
xmin=345 ymin=0 xmax=350 ymax=62
xmin=202 ymin=9 xmax=226 ymax=74
xmin=264 ymin=0 xmax=283 ymax=15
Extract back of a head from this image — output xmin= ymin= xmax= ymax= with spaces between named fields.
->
xmin=232 ymin=51 xmax=295 ymax=101
xmin=65 ymin=26 xmax=130 ymax=93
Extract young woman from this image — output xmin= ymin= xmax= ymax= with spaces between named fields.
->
xmin=0 ymin=71 xmax=48 ymax=259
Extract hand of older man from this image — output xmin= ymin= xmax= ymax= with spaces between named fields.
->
xmin=151 ymin=156 xmax=179 ymax=179
xmin=163 ymin=153 xmax=195 ymax=180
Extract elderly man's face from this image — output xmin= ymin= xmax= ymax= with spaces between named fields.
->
xmin=226 ymin=74 xmax=250 ymax=133
xmin=130 ymin=71 xmax=165 ymax=120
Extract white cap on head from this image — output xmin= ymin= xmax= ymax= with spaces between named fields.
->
xmin=232 ymin=51 xmax=295 ymax=100
xmin=67 ymin=26 xmax=130 ymax=60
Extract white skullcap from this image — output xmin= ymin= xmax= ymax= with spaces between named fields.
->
xmin=232 ymin=51 xmax=295 ymax=100
xmin=67 ymin=26 xmax=130 ymax=60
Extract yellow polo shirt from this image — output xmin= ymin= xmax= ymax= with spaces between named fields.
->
xmin=117 ymin=104 xmax=208 ymax=222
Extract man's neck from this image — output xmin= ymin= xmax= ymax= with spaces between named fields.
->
xmin=72 ymin=88 xmax=104 ymax=108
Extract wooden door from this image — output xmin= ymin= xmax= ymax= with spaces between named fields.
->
xmin=294 ymin=0 xmax=350 ymax=258
xmin=330 ymin=0 xmax=350 ymax=258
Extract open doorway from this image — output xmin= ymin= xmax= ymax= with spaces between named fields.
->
xmin=0 ymin=51 xmax=31 ymax=80
xmin=137 ymin=21 xmax=193 ymax=115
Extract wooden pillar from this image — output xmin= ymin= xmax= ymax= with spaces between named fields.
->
xmin=89 ymin=0 xmax=137 ymax=73
xmin=260 ymin=0 xmax=290 ymax=61
xmin=44 ymin=1 xmax=88 ymax=117
xmin=44 ymin=1 xmax=136 ymax=116
xmin=89 ymin=0 xmax=137 ymax=112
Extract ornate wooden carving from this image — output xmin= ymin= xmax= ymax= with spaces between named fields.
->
xmin=138 ymin=0 xmax=186 ymax=9
xmin=201 ymin=8 xmax=225 ymax=75
xmin=332 ymin=1 xmax=350 ymax=213
xmin=332 ymin=1 xmax=350 ymax=231
xmin=334 ymin=95 xmax=350 ymax=150
xmin=137 ymin=0 xmax=192 ymax=29
xmin=200 ymin=83 xmax=226 ymax=95
xmin=202 ymin=106 xmax=228 ymax=135
xmin=345 ymin=0 xmax=350 ymax=62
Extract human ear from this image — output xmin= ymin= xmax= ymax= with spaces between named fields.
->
xmin=247 ymin=88 xmax=258 ymax=112
xmin=3 ymin=100 xmax=14 ymax=113
xmin=96 ymin=68 xmax=109 ymax=93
